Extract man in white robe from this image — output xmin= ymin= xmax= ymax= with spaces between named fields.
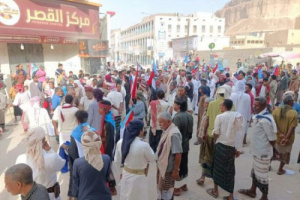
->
xmin=230 ymin=80 xmax=251 ymax=145
xmin=114 ymin=119 xmax=155 ymax=200
xmin=16 ymin=127 xmax=65 ymax=200
xmin=23 ymin=96 xmax=51 ymax=135
xmin=192 ymin=75 xmax=200 ymax=114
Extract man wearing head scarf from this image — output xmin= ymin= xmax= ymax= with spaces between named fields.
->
xmin=272 ymin=95 xmax=298 ymax=175
xmin=68 ymin=110 xmax=97 ymax=198
xmin=239 ymin=97 xmax=277 ymax=200
xmin=288 ymin=70 xmax=299 ymax=101
xmin=23 ymin=96 xmax=51 ymax=134
xmin=16 ymin=127 xmax=65 ymax=200
xmin=131 ymin=91 xmax=147 ymax=121
xmin=74 ymin=80 xmax=85 ymax=101
xmin=230 ymin=80 xmax=251 ymax=145
xmin=98 ymin=100 xmax=117 ymax=195
xmin=156 ymin=112 xmax=182 ymax=200
xmin=200 ymin=85 xmax=233 ymax=184
xmin=79 ymin=86 xmax=95 ymax=111
xmin=72 ymin=131 xmax=112 ymax=200
xmin=114 ymin=119 xmax=155 ymax=200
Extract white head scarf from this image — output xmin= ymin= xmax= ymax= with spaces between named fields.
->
xmin=233 ymin=80 xmax=246 ymax=99
xmin=26 ymin=127 xmax=46 ymax=172
xmin=74 ymin=80 xmax=86 ymax=96
xmin=81 ymin=131 xmax=103 ymax=171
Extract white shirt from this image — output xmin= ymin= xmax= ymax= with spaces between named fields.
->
xmin=230 ymin=92 xmax=252 ymax=122
xmin=114 ymin=137 xmax=155 ymax=170
xmin=13 ymin=91 xmax=31 ymax=111
xmin=251 ymin=109 xmax=277 ymax=157
xmin=80 ymin=96 xmax=95 ymax=111
xmin=259 ymin=85 xmax=266 ymax=97
xmin=24 ymin=106 xmax=51 ymax=134
xmin=16 ymin=149 xmax=65 ymax=188
xmin=107 ymin=90 xmax=123 ymax=117
xmin=52 ymin=104 xmax=78 ymax=132
xmin=213 ymin=111 xmax=244 ymax=151
xmin=24 ymin=79 xmax=33 ymax=90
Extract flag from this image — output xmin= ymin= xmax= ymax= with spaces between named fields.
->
xmin=137 ymin=63 xmax=143 ymax=71
xmin=258 ymin=68 xmax=263 ymax=79
xmin=131 ymin=64 xmax=139 ymax=99
xmin=153 ymin=59 xmax=158 ymax=74
xmin=213 ymin=63 xmax=218 ymax=73
xmin=120 ymin=107 xmax=134 ymax=139
xmin=217 ymin=61 xmax=224 ymax=71
xmin=272 ymin=65 xmax=280 ymax=76
xmin=147 ymin=59 xmax=157 ymax=86
xmin=184 ymin=55 xmax=189 ymax=64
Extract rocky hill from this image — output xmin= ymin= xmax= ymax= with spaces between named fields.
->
xmin=215 ymin=0 xmax=300 ymax=35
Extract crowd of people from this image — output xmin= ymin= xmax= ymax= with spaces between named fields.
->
xmin=1 ymin=60 xmax=300 ymax=200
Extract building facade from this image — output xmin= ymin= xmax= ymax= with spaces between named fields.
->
xmin=0 ymin=0 xmax=103 ymax=86
xmin=117 ymin=12 xmax=227 ymax=65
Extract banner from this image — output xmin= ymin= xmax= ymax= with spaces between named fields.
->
xmin=78 ymin=40 xmax=109 ymax=57
xmin=0 ymin=0 xmax=100 ymax=43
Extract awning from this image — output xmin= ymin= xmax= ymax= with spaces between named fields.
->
xmin=0 ymin=0 xmax=100 ymax=44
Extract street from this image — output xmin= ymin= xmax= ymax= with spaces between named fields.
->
xmin=0 ymin=109 xmax=300 ymax=200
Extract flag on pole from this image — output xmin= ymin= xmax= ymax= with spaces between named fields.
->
xmin=213 ymin=63 xmax=218 ymax=73
xmin=119 ymin=107 xmax=134 ymax=139
xmin=137 ymin=63 xmax=143 ymax=71
xmin=131 ymin=64 xmax=139 ymax=99
xmin=272 ymin=65 xmax=280 ymax=76
xmin=258 ymin=68 xmax=263 ymax=79
xmin=147 ymin=59 xmax=157 ymax=86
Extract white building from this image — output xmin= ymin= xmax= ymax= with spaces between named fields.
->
xmin=110 ymin=29 xmax=121 ymax=65
xmin=117 ymin=12 xmax=227 ymax=65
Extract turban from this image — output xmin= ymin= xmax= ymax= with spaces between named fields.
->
xmin=81 ymin=131 xmax=103 ymax=171
xmin=121 ymin=119 xmax=144 ymax=165
xmin=26 ymin=127 xmax=46 ymax=172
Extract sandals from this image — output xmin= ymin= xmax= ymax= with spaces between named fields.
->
xmin=277 ymin=169 xmax=286 ymax=175
xmin=238 ymin=189 xmax=256 ymax=198
xmin=196 ymin=178 xmax=204 ymax=186
xmin=206 ymin=188 xmax=218 ymax=198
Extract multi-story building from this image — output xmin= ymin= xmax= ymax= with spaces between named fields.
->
xmin=110 ymin=29 xmax=121 ymax=65
xmin=117 ymin=12 xmax=227 ymax=65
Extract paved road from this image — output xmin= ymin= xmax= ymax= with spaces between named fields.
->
xmin=0 ymin=110 xmax=300 ymax=200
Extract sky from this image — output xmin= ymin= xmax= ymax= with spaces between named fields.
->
xmin=100 ymin=0 xmax=230 ymax=29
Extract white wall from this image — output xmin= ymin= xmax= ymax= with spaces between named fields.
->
xmin=0 ymin=43 xmax=12 ymax=88
xmin=43 ymin=44 xmax=81 ymax=78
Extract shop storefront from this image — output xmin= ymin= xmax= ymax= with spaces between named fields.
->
xmin=0 ymin=0 xmax=101 ymax=82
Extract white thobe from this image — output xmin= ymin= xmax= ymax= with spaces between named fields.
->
xmin=24 ymin=107 xmax=51 ymax=134
xmin=114 ymin=137 xmax=155 ymax=200
xmin=230 ymin=92 xmax=251 ymax=141
xmin=16 ymin=149 xmax=66 ymax=200
xmin=191 ymin=79 xmax=200 ymax=113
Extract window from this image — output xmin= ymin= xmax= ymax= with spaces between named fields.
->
xmin=185 ymin=25 xmax=188 ymax=33
xmin=247 ymin=40 xmax=250 ymax=44
xmin=218 ymin=26 xmax=221 ymax=33
xmin=177 ymin=25 xmax=180 ymax=33
xmin=210 ymin=26 xmax=213 ymax=33
xmin=168 ymin=24 xmax=172 ymax=32
xmin=169 ymin=18 xmax=172 ymax=20
xmin=202 ymin=25 xmax=205 ymax=33
xmin=193 ymin=26 xmax=197 ymax=34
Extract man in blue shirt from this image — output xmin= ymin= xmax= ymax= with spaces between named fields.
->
xmin=51 ymin=87 xmax=63 ymax=112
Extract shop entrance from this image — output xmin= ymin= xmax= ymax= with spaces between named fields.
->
xmin=7 ymin=43 xmax=44 ymax=75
